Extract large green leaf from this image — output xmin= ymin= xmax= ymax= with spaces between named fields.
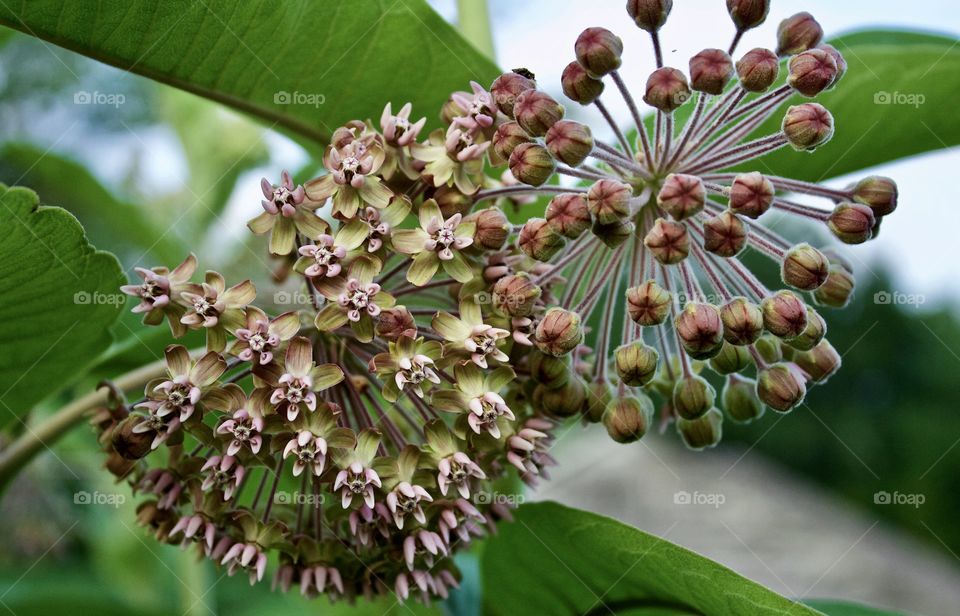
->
xmin=0 ymin=184 xmax=124 ymax=427
xmin=741 ymin=30 xmax=960 ymax=181
xmin=804 ymin=600 xmax=906 ymax=616
xmin=481 ymin=501 xmax=817 ymax=616
xmin=0 ymin=0 xmax=500 ymax=146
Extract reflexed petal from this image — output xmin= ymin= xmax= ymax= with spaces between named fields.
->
xmin=406 ymin=251 xmax=440 ymax=287
xmin=247 ymin=211 xmax=275 ymax=235
xmin=390 ymin=229 xmax=428 ymax=255
xmin=311 ymin=363 xmax=345 ymax=390
xmin=314 ymin=304 xmax=349 ymax=332
xmin=269 ymin=216 xmax=297 ymax=255
xmin=441 ymin=251 xmax=474 ymax=283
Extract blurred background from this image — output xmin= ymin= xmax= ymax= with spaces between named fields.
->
xmin=1 ymin=1 xmax=958 ymax=614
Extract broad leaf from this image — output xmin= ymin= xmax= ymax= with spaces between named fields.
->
xmin=740 ymin=30 xmax=960 ymax=181
xmin=481 ymin=501 xmax=817 ymax=616
xmin=0 ymin=0 xmax=500 ymax=146
xmin=0 ymin=184 xmax=124 ymax=427
xmin=805 ymin=600 xmax=906 ymax=616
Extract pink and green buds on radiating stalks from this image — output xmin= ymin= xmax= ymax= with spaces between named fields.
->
xmin=788 ymin=48 xmax=839 ymax=97
xmin=782 ymin=103 xmax=834 ymax=151
xmin=781 ymin=243 xmax=829 ymax=291
xmin=603 ymin=395 xmax=654 ymax=443
xmin=492 ymin=273 xmax=541 ymax=318
xmin=689 ymin=49 xmax=734 ymax=95
xmin=492 ymin=121 xmax=532 ymax=160
xmin=546 ymin=194 xmax=592 ymax=239
xmin=795 ymin=340 xmax=842 ymax=383
xmin=587 ymin=179 xmax=632 ymax=224
xmin=626 ymin=0 xmax=672 ymax=32
xmin=726 ymin=0 xmax=769 ymax=30
xmin=562 ymin=61 xmax=604 ymax=104
xmin=643 ymin=67 xmax=691 ymax=113
xmin=673 ymin=375 xmax=716 ymax=420
xmin=490 ymin=70 xmax=536 ymax=118
xmin=677 ymin=408 xmax=723 ymax=450
xmin=658 ymin=174 xmax=705 ymax=221
xmin=721 ymin=297 xmax=764 ymax=346
xmin=761 ymin=290 xmax=808 ymax=339
xmin=736 ymin=48 xmax=779 ymax=92
xmin=776 ymin=12 xmax=824 ymax=56
xmin=627 ymin=280 xmax=672 ymax=326
xmin=545 ymin=120 xmax=594 ymax=166
xmin=852 ymin=176 xmax=898 ymax=218
xmin=675 ymin=302 xmax=725 ymax=360
xmin=574 ymin=27 xmax=623 ymax=78
xmin=514 ymin=90 xmax=565 ymax=137
xmin=729 ymin=172 xmax=774 ymax=219
xmin=519 ymin=218 xmax=565 ymax=261
xmin=535 ymin=308 xmax=583 ymax=357
xmin=757 ymin=363 xmax=807 ymax=412
xmin=615 ymin=342 xmax=660 ymax=386
xmin=644 ymin=218 xmax=689 ymax=264
xmin=509 ymin=142 xmax=556 ymax=186
xmin=121 ymin=253 xmax=197 ymax=337
xmin=722 ymin=376 xmax=765 ymax=423
xmin=814 ymin=264 xmax=855 ymax=309
xmin=828 ymin=202 xmax=875 ymax=244
xmin=786 ymin=306 xmax=827 ymax=351
xmin=703 ymin=210 xmax=747 ymax=257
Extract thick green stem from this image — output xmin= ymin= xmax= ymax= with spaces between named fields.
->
xmin=456 ymin=0 xmax=495 ymax=59
xmin=0 ymin=355 xmax=173 ymax=493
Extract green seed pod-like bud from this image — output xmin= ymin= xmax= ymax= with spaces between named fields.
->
xmin=813 ymin=264 xmax=855 ymax=309
xmin=643 ymin=67 xmax=692 ymax=113
xmin=603 ymin=394 xmax=654 ymax=443
xmin=658 ymin=173 xmax=705 ymax=220
xmin=673 ymin=375 xmax=716 ymax=420
xmin=722 ymin=376 xmax=765 ymax=423
xmin=466 ymin=207 xmax=510 ymax=251
xmin=776 ymin=12 xmax=823 ymax=57
xmin=786 ymin=306 xmax=826 ymax=351
xmin=615 ymin=342 xmax=660 ymax=386
xmin=754 ymin=334 xmax=783 ymax=364
xmin=575 ymin=27 xmax=624 ymax=79
xmin=626 ymin=279 xmax=672 ymax=326
xmin=689 ymin=48 xmax=734 ymax=95
xmin=729 ymin=171 xmax=774 ymax=219
xmin=761 ymin=290 xmax=808 ymax=339
xmin=703 ymin=210 xmax=748 ymax=257
xmin=794 ymin=339 xmax=841 ymax=384
xmin=721 ymin=296 xmax=764 ymax=345
xmin=535 ymin=308 xmax=583 ymax=357
xmin=492 ymin=272 xmax=541 ymax=317
xmin=709 ymin=341 xmax=753 ymax=374
xmin=434 ymin=186 xmax=472 ymax=218
xmin=492 ymin=121 xmax=532 ymax=161
xmin=490 ymin=70 xmax=537 ymax=118
xmin=545 ymin=120 xmax=594 ymax=167
xmin=509 ymin=142 xmax=556 ymax=187
xmin=757 ymin=362 xmax=807 ymax=412
xmin=584 ymin=380 xmax=613 ymax=423
xmin=592 ymin=219 xmax=635 ymax=249
xmin=736 ymin=48 xmax=779 ymax=92
xmin=546 ymin=194 xmax=592 ymax=239
xmin=781 ymin=243 xmax=829 ymax=291
xmin=677 ymin=408 xmax=723 ymax=450
xmin=726 ymin=0 xmax=769 ymax=31
xmin=587 ymin=179 xmax=633 ymax=224
xmin=787 ymin=48 xmax=838 ymax=97
xmin=530 ymin=351 xmax=571 ymax=389
xmin=627 ymin=0 xmax=672 ymax=32
xmin=518 ymin=217 xmax=565 ymax=261
xmin=644 ymin=217 xmax=690 ymax=265
xmin=782 ymin=103 xmax=834 ymax=151
xmin=539 ymin=378 xmax=587 ymax=418
xmin=562 ymin=61 xmax=605 ymax=105
xmin=817 ymin=44 xmax=847 ymax=88
xmin=828 ymin=202 xmax=875 ymax=244
xmin=675 ymin=302 xmax=724 ymax=360
xmin=514 ymin=90 xmax=566 ymax=137
xmin=852 ymin=176 xmax=898 ymax=218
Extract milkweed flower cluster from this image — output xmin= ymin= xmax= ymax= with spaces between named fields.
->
xmin=100 ymin=0 xmax=897 ymax=604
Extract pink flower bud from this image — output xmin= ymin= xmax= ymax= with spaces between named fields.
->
xmin=493 ymin=273 xmax=542 ymax=317
xmin=561 ymin=61 xmax=604 ymax=105
xmin=756 ymin=363 xmax=807 ymax=412
xmin=626 ymin=0 xmax=672 ymax=32
xmin=776 ymin=12 xmax=823 ymax=56
xmin=703 ymin=210 xmax=747 ymax=257
xmin=535 ymin=308 xmax=583 ymax=356
xmin=508 ymin=142 xmax=556 ymax=187
xmin=587 ymin=179 xmax=632 ymax=224
xmin=518 ymin=217 xmax=565 ymax=261
xmin=761 ymin=290 xmax=808 ymax=339
xmin=794 ymin=340 xmax=842 ymax=383
xmin=643 ymin=67 xmax=691 ymax=113
xmin=644 ymin=218 xmax=690 ymax=265
xmin=626 ymin=280 xmax=672 ymax=326
xmin=545 ymin=120 xmax=594 ymax=166
xmin=546 ymin=194 xmax=592 ymax=239
xmin=736 ymin=48 xmax=779 ymax=92
xmin=813 ymin=265 xmax=855 ymax=309
xmin=689 ymin=49 xmax=734 ymax=95
xmin=675 ymin=302 xmax=724 ymax=359
xmin=828 ymin=202 xmax=875 ymax=244
xmin=720 ymin=297 xmax=764 ymax=345
xmin=574 ymin=27 xmax=623 ymax=78
xmin=376 ymin=307 xmax=417 ymax=340
xmin=726 ymin=0 xmax=769 ymax=30
xmin=514 ymin=90 xmax=565 ymax=137
xmin=785 ymin=306 xmax=826 ymax=351
xmin=787 ymin=48 xmax=838 ymax=97
xmin=851 ymin=176 xmax=897 ymax=218
xmin=782 ymin=103 xmax=834 ymax=151
xmin=490 ymin=71 xmax=536 ymax=118
xmin=465 ymin=207 xmax=510 ymax=251
xmin=728 ymin=171 xmax=774 ymax=218
xmin=603 ymin=395 xmax=653 ymax=443
xmin=657 ymin=173 xmax=705 ymax=220
xmin=492 ymin=121 xmax=532 ymax=161
xmin=817 ymin=43 xmax=847 ymax=87
xmin=677 ymin=408 xmax=723 ymax=450
xmin=615 ymin=342 xmax=660 ymax=387
xmin=673 ymin=374 xmax=716 ymax=420
xmin=781 ymin=243 xmax=829 ymax=290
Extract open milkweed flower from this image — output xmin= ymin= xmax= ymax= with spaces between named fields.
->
xmin=266 ymin=336 xmax=344 ymax=421
xmin=180 ymin=271 xmax=256 ymax=351
xmin=201 ymin=454 xmax=246 ymax=501
xmin=247 ymin=170 xmax=329 ymax=256
xmin=422 ymin=420 xmax=488 ymax=499
xmin=313 ymin=256 xmax=395 ymax=342
xmin=121 ymin=253 xmax=197 ymax=337
xmin=432 ymin=301 xmax=510 ymax=368
xmin=392 ymin=199 xmax=476 ymax=286
xmin=381 ymin=446 xmax=433 ymax=529
xmin=229 ymin=307 xmax=299 ymax=366
xmin=380 ymin=102 xmax=427 ymax=180
xmin=303 ymin=132 xmax=394 ymax=219
xmin=333 ymin=429 xmax=383 ymax=509
xmin=209 ymin=384 xmax=266 ymax=456
xmin=279 ymin=401 xmax=356 ymax=478
xmin=369 ymin=334 xmax=443 ymax=402
xmin=412 ymin=126 xmax=489 ymax=194
xmin=432 ymin=364 xmax=516 ymax=438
